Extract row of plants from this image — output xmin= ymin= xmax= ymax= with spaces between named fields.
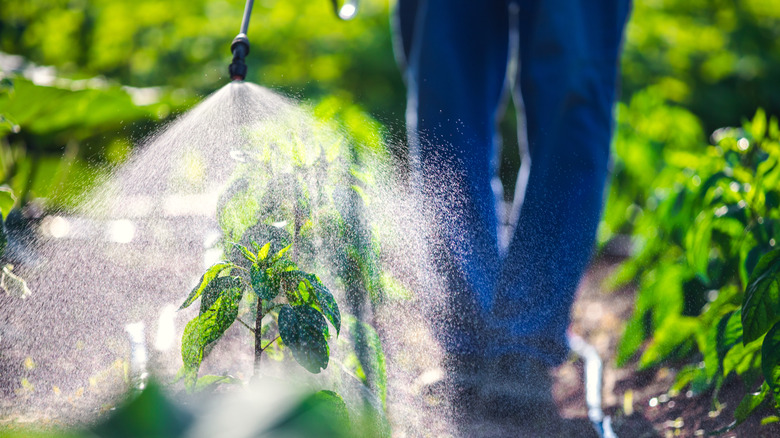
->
xmin=610 ymin=106 xmax=780 ymax=428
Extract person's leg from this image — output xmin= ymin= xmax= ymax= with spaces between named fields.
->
xmin=488 ymin=0 xmax=631 ymax=364
xmin=401 ymin=0 xmax=510 ymax=357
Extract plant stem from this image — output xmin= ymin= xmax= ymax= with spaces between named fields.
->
xmin=254 ymin=299 xmax=264 ymax=374
xmin=236 ymin=317 xmax=255 ymax=333
xmin=261 ymin=336 xmax=280 ymax=351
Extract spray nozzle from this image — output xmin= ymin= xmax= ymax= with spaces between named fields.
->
xmin=229 ymin=34 xmax=250 ymax=81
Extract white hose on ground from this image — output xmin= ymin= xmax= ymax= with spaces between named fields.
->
xmin=567 ymin=333 xmax=617 ymax=438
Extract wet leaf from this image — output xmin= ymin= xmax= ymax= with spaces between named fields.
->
xmin=306 ymin=274 xmax=341 ymax=335
xmin=200 ymin=276 xmax=242 ymax=315
xmin=278 ymin=305 xmax=329 ymax=373
xmin=742 ymin=249 xmax=780 ymax=343
xmin=179 ymin=262 xmax=235 ymax=310
xmin=251 ymin=263 xmax=276 ymax=301
xmin=181 ymin=287 xmax=242 ymax=389
xmin=257 ymin=241 xmax=271 ymax=261
xmin=761 ymin=322 xmax=780 ymax=405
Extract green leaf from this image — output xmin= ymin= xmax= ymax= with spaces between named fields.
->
xmin=716 ymin=310 xmax=743 ymax=370
xmin=270 ymin=244 xmax=292 ymax=264
xmin=742 ymin=249 xmax=780 ymax=343
xmin=1 ymin=265 xmax=31 ymax=299
xmin=639 ymin=315 xmax=698 ymax=370
xmin=200 ymin=276 xmax=242 ymax=315
xmin=735 ymin=382 xmax=769 ymax=425
xmin=0 ymin=187 xmax=15 ymax=220
xmin=181 ymin=287 xmax=242 ymax=389
xmin=278 ymin=305 xmax=330 ymax=374
xmin=751 ymin=108 xmax=767 ymax=142
xmin=761 ymin=322 xmax=780 ymax=406
xmin=257 ymin=242 xmax=271 ymax=261
xmin=616 ymin=311 xmax=647 ymax=367
xmin=306 ymin=274 xmax=341 ymax=335
xmin=251 ymin=263 xmax=277 ymax=301
xmin=179 ymin=262 xmax=234 ymax=310
xmin=724 ymin=335 xmax=763 ymax=381
xmin=234 ymin=243 xmax=257 ymax=263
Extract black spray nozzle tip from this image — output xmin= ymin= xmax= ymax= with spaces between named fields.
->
xmin=229 ymin=34 xmax=250 ymax=81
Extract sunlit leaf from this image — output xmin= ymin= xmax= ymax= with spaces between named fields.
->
xmin=735 ymin=382 xmax=769 ymax=425
xmin=181 ymin=287 xmax=242 ymax=389
xmin=0 ymin=187 xmax=15 ymax=220
xmin=639 ymin=315 xmax=698 ymax=370
xmin=199 ymin=276 xmax=242 ymax=315
xmin=179 ymin=262 xmax=235 ymax=310
xmin=235 ymin=243 xmax=257 ymax=263
xmin=270 ymin=244 xmax=292 ymax=265
xmin=257 ymin=242 xmax=271 ymax=261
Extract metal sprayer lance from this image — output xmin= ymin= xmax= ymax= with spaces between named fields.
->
xmin=227 ymin=0 xmax=360 ymax=81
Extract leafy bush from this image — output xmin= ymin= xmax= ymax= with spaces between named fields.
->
xmin=613 ymin=108 xmax=780 ymax=425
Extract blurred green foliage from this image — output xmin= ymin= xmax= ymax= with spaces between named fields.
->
xmin=621 ymin=0 xmax=780 ymax=134
xmin=0 ymin=0 xmax=404 ymax=120
xmin=2 ymin=0 xmax=780 ymax=210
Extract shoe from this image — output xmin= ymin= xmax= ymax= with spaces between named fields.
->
xmin=431 ymin=354 xmax=484 ymax=424
xmin=478 ymin=354 xmax=558 ymax=426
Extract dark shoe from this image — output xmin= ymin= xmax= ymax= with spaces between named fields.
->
xmin=436 ymin=354 xmax=484 ymax=425
xmin=479 ymin=354 xmax=558 ymax=426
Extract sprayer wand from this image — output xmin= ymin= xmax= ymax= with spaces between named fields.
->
xmin=228 ymin=0 xmax=359 ymax=81
xmin=228 ymin=0 xmax=254 ymax=81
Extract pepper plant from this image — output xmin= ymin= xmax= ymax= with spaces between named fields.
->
xmin=611 ymin=108 xmax=780 ymax=426
xmin=173 ymin=98 xmax=393 ymax=436
xmin=178 ymin=240 xmax=341 ymax=389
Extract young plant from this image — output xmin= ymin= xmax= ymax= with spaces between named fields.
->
xmin=178 ymin=240 xmax=340 ymax=390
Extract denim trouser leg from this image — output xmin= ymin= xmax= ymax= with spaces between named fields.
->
xmin=399 ymin=0 xmax=630 ymax=362
xmin=488 ymin=0 xmax=630 ymax=365
xmin=402 ymin=0 xmax=509 ymax=356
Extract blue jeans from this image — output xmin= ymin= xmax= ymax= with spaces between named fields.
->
xmin=397 ymin=0 xmax=630 ymax=365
